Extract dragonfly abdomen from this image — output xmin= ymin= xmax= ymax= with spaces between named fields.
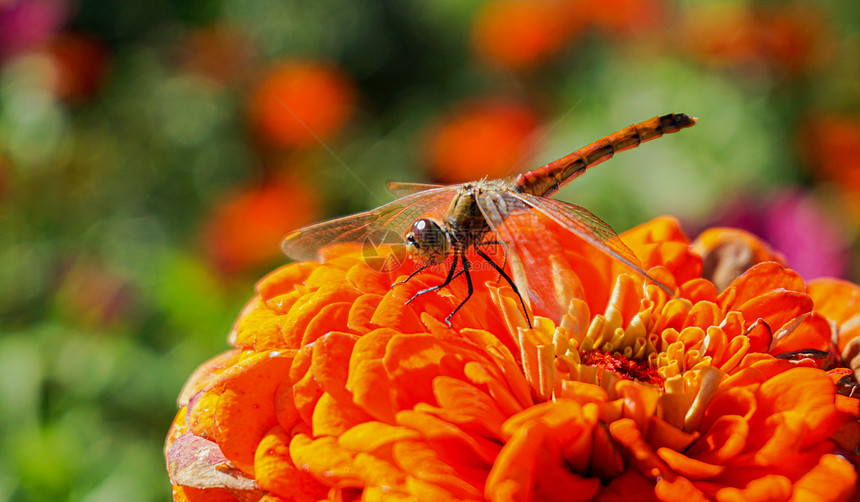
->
xmin=515 ymin=113 xmax=697 ymax=197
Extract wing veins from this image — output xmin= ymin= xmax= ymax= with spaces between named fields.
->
xmin=282 ymin=187 xmax=457 ymax=261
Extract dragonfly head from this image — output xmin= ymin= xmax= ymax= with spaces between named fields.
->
xmin=405 ymin=218 xmax=451 ymax=262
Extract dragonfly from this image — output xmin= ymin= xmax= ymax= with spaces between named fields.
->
xmin=283 ymin=113 xmax=697 ymax=328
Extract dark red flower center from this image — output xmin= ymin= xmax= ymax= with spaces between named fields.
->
xmin=581 ymin=349 xmax=664 ymax=388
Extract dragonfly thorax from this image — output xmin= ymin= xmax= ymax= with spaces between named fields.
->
xmin=405 ymin=218 xmax=452 ymax=263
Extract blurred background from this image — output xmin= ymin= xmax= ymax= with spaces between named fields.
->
xmin=0 ymin=0 xmax=858 ymax=500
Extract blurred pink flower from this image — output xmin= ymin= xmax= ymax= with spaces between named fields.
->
xmin=711 ymin=190 xmax=850 ymax=280
xmin=0 ymin=0 xmax=69 ymax=58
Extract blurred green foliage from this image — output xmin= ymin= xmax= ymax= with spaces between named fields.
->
xmin=0 ymin=0 xmax=859 ymax=500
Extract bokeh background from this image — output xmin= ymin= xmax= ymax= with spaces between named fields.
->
xmin=1 ymin=0 xmax=858 ymax=500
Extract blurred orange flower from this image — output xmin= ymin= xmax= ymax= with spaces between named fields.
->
xmin=248 ymin=61 xmax=356 ymax=148
xmin=424 ymin=98 xmax=540 ymax=184
xmin=168 ymin=216 xmax=860 ymax=500
xmin=472 ymin=0 xmax=586 ymax=69
xmin=580 ymin=0 xmax=664 ymax=37
xmin=684 ymin=3 xmax=830 ymax=78
xmin=45 ymin=32 xmax=108 ymax=102
xmin=800 ymin=115 xmax=860 ymax=219
xmin=203 ymin=177 xmax=320 ymax=275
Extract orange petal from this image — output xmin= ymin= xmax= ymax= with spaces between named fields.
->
xmin=755 ymin=367 xmax=843 ymax=447
xmin=177 ymin=349 xmax=243 ymax=406
xmin=704 ymin=326 xmax=729 ymax=367
xmin=291 ymin=347 xmax=323 ymax=426
xmin=591 ymin=421 xmax=625 ymax=481
xmin=711 ymin=474 xmax=791 ymax=502
xmin=383 ymin=334 xmax=465 ymax=410
xmin=736 ymin=290 xmax=813 ymax=340
xmin=596 ymin=471 xmax=655 ymax=501
xmin=807 ymin=277 xmax=860 ymax=325
xmin=684 ymin=300 xmax=722 ymax=331
xmin=347 ymin=293 xmax=383 ymax=334
xmin=312 ymin=331 xmax=359 ymax=402
xmin=345 ymin=262 xmax=393 ymax=295
xmin=772 ymin=312 xmax=832 ymax=355
xmin=238 ymin=304 xmax=289 ymax=349
xmin=646 ymin=415 xmax=698 ymax=452
xmin=790 ymin=453 xmax=858 ymax=502
xmin=743 ymin=318 xmax=773 ymax=354
xmin=370 ymin=288 xmax=425 ymax=333
xmin=654 ymin=475 xmax=711 ymax=502
xmin=487 ymin=419 xmax=601 ymax=502
xmin=282 ymin=283 xmax=362 ymax=347
xmin=273 ymin=378 xmax=298 ymax=431
xmin=680 ymin=278 xmax=719 ymax=304
xmin=348 ymin=329 xmax=399 ymax=422
xmin=558 ymin=380 xmax=610 ymax=405
xmin=312 ymin=391 xmax=372 ymax=436
xmin=656 ymin=447 xmax=725 ymax=479
xmin=186 ymin=389 xmax=222 ymax=440
xmin=808 ymin=277 xmax=860 ymax=351
xmin=301 ymin=302 xmax=352 ymax=346
xmin=337 ymin=421 xmax=421 ymax=452
xmin=608 ymin=418 xmax=668 ymax=478
xmin=616 ymin=380 xmax=659 ymax=431
xmin=621 ymin=216 xmax=691 ymax=249
xmin=304 ymin=264 xmax=347 ymax=288
xmin=395 ymin=409 xmax=501 ymax=465
xmin=431 ymin=376 xmax=506 ymax=438
xmin=254 ymin=425 xmax=328 ymax=501
xmin=391 ymin=439 xmax=485 ymax=499
xmin=256 ymin=262 xmax=319 ymax=301
xmin=288 ymin=434 xmax=363 ymax=487
xmin=718 ymin=262 xmax=805 ymax=311
xmin=719 ymin=335 xmax=749 ymax=374
xmin=214 ymin=351 xmax=293 ymax=474
xmin=685 ymin=415 xmax=749 ymax=464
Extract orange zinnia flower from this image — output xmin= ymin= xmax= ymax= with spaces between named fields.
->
xmin=683 ymin=3 xmax=831 ymax=78
xmin=167 ymin=216 xmax=860 ymax=501
xmin=472 ymin=0 xmax=586 ymax=70
xmin=45 ymin=32 xmax=108 ymax=102
xmin=203 ymin=177 xmax=320 ymax=275
xmin=423 ymin=98 xmax=540 ymax=184
xmin=248 ymin=61 xmax=355 ymax=148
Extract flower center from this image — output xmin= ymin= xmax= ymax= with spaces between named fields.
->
xmin=580 ymin=349 xmax=664 ymax=388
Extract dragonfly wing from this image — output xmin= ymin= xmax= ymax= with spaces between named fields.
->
xmin=506 ymin=191 xmax=673 ymax=295
xmin=474 ymin=190 xmax=541 ymax=315
xmin=282 ymin=187 xmax=458 ymax=261
xmin=477 ymin=189 xmax=596 ymax=321
xmin=387 ymin=182 xmax=447 ymax=198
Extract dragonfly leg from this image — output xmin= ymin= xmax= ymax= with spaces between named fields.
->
xmin=406 ymin=253 xmax=459 ymax=305
xmin=479 ymin=240 xmax=509 ymax=273
xmin=391 ymin=261 xmax=434 ymax=288
xmin=445 ymin=253 xmax=473 ymax=327
xmin=476 ymin=248 xmax=532 ymax=329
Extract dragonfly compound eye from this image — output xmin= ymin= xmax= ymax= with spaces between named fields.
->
xmin=405 ymin=218 xmax=450 ymax=262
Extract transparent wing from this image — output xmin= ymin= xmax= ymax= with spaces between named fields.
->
xmin=507 ymin=192 xmax=642 ymax=270
xmin=509 ymin=192 xmax=673 ymax=295
xmin=387 ymin=182 xmax=447 ymax=198
xmin=282 ymin=187 xmax=458 ymax=261
xmin=475 ymin=189 xmax=673 ymax=321
xmin=474 ymin=190 xmax=555 ymax=319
